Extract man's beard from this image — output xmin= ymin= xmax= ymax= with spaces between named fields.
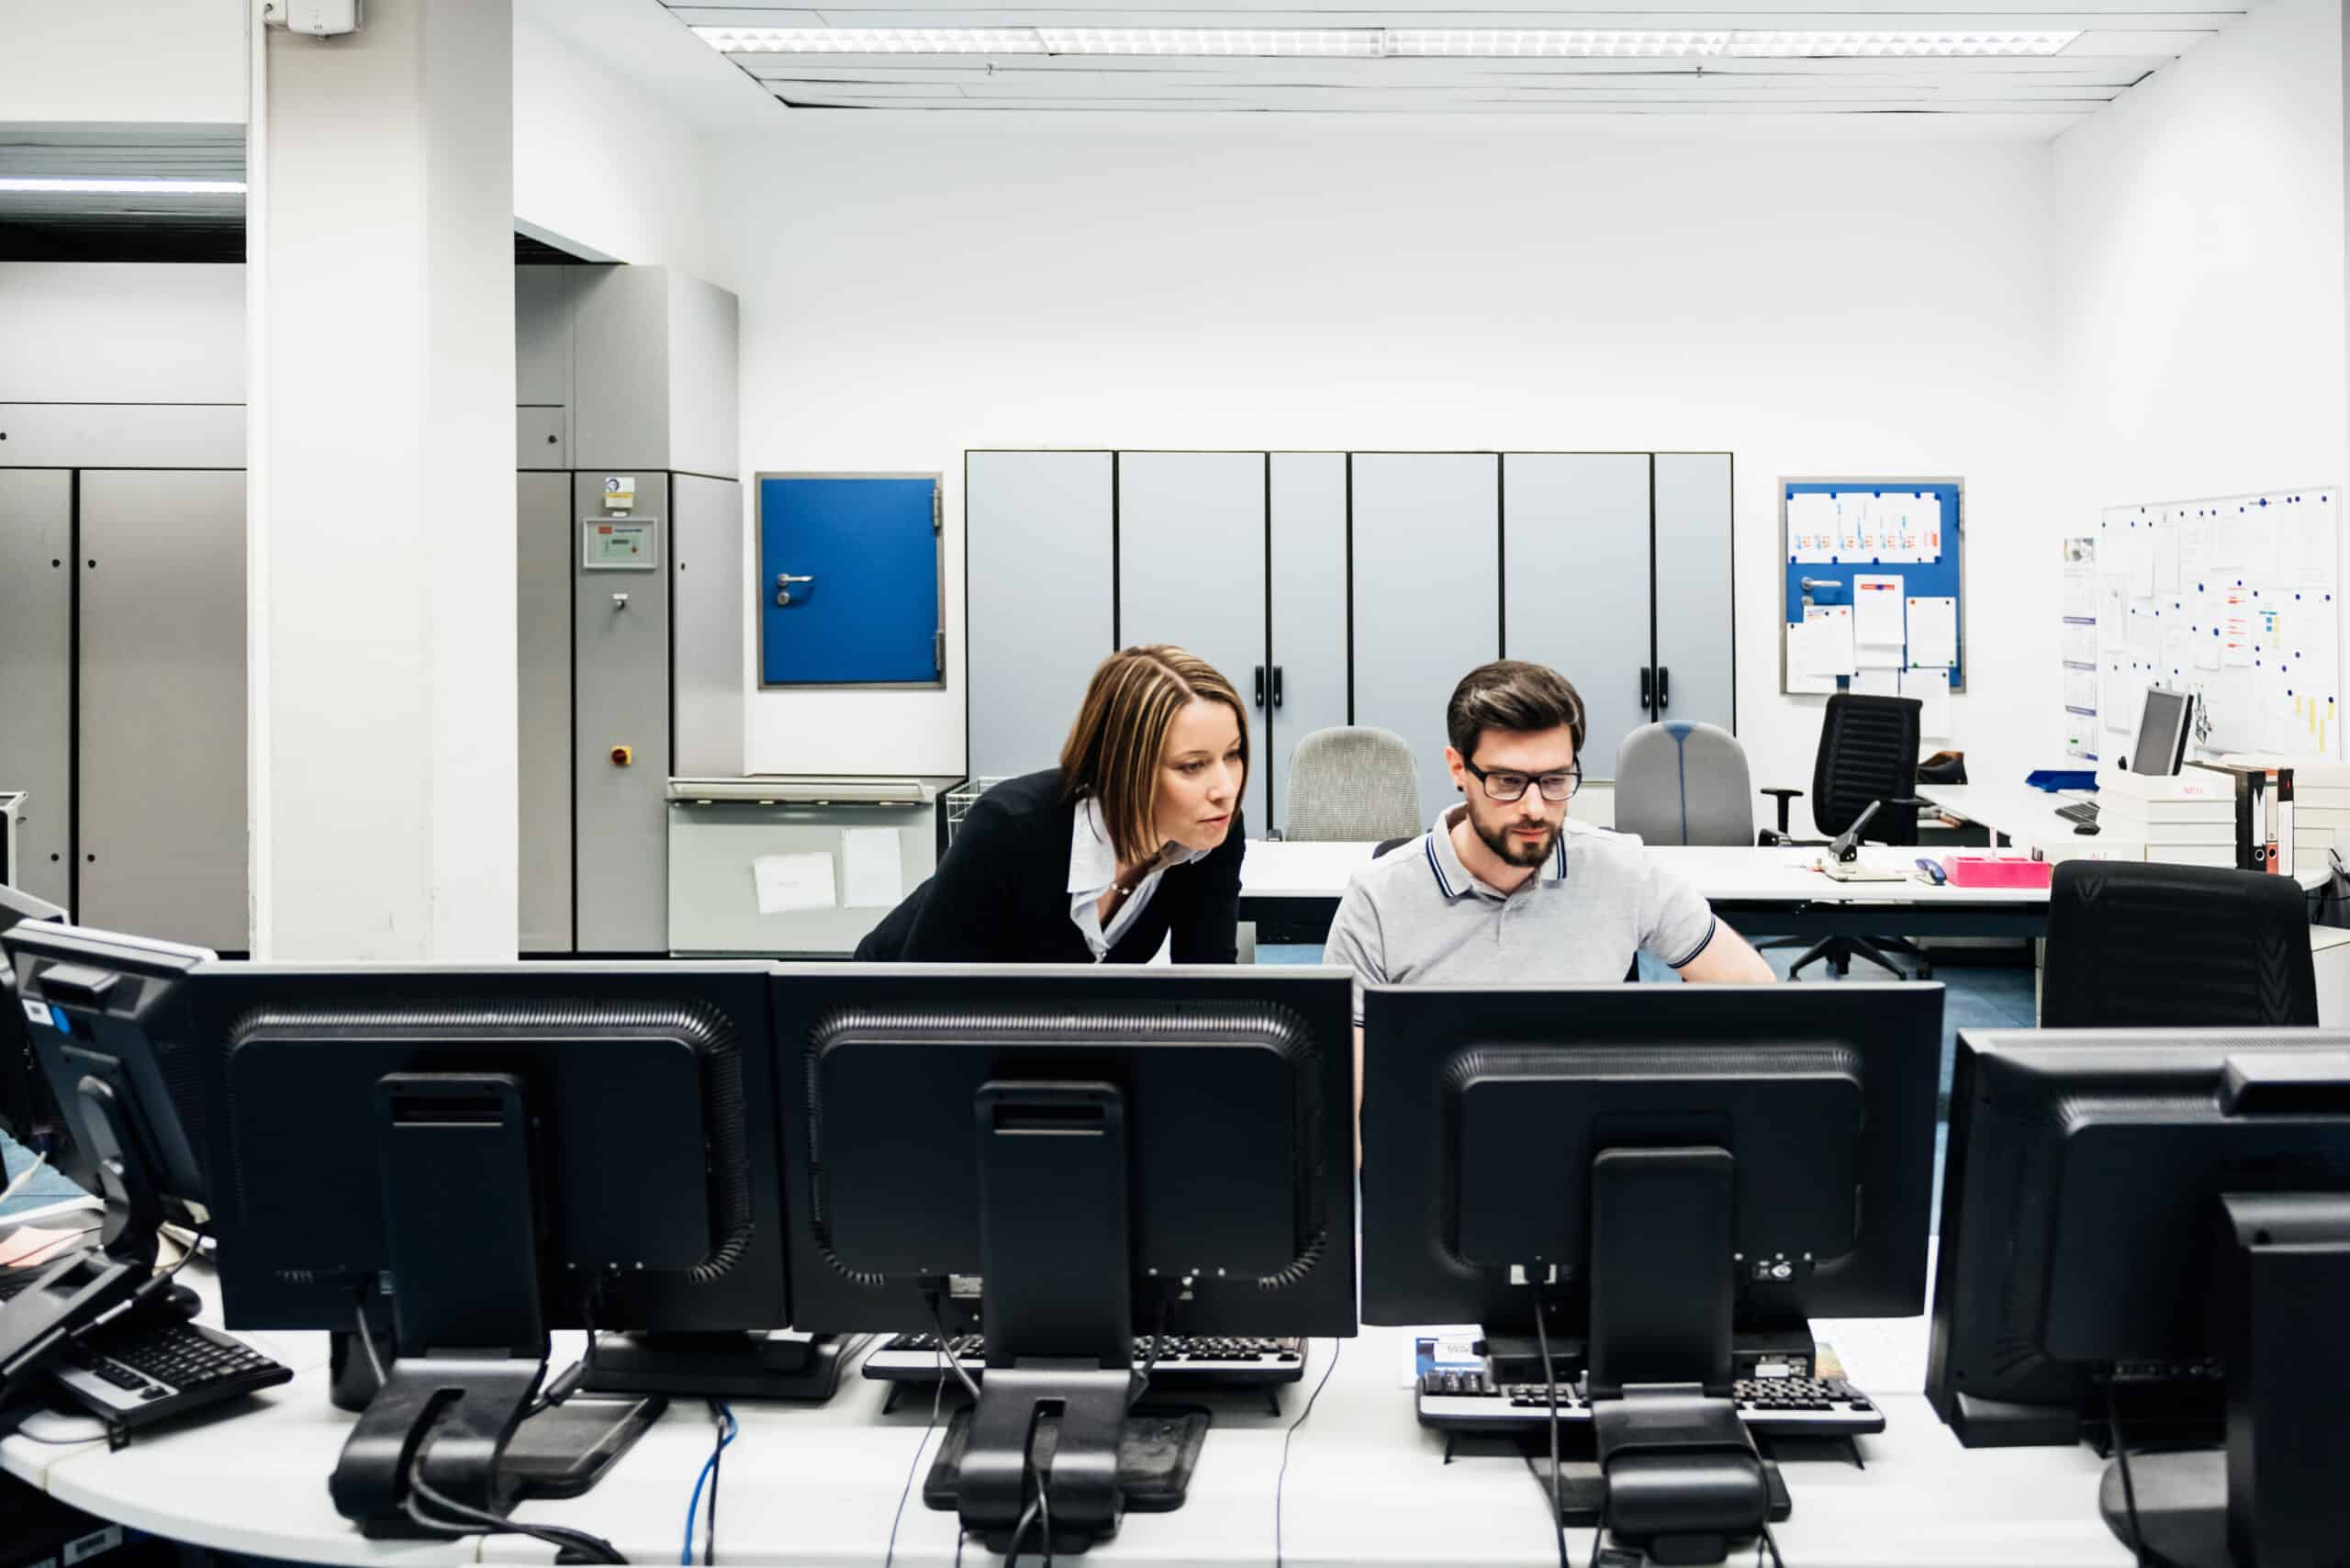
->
xmin=1473 ymin=812 xmax=1557 ymax=868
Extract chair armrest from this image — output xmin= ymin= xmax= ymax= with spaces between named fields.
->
xmin=1759 ymin=788 xmax=1804 ymax=835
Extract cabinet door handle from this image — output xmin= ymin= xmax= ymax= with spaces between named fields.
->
xmin=1253 ymin=666 xmax=1267 ymax=708
xmin=1270 ymin=666 xmax=1284 ymax=709
xmin=1639 ymin=667 xmax=1653 ymax=712
xmin=1658 ymin=666 xmax=1671 ymax=711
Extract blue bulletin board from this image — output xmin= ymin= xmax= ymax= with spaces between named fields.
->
xmin=1779 ymin=477 xmax=1965 ymax=693
xmin=758 ymin=473 xmax=945 ymax=688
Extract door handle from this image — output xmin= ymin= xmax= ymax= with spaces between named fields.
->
xmin=1253 ymin=666 xmax=1267 ymax=708
xmin=1658 ymin=666 xmax=1671 ymax=711
xmin=1639 ymin=667 xmax=1653 ymax=711
xmin=1270 ymin=666 xmax=1284 ymax=709
xmin=776 ymin=571 xmax=815 ymax=607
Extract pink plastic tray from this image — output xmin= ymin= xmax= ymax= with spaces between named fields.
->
xmin=1943 ymin=856 xmax=2053 ymax=890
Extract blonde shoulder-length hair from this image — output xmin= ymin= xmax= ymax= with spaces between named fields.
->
xmin=1059 ymin=644 xmax=1248 ymax=866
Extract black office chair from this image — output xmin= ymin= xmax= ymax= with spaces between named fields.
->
xmin=1760 ymin=693 xmax=1930 ymax=980
xmin=2042 ymin=859 xmax=2317 ymax=1029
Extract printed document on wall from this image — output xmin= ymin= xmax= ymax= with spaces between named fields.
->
xmin=1901 ymin=668 xmax=1952 ymax=738
xmin=2153 ymin=524 xmax=2181 ymax=593
xmin=753 ymin=852 xmax=836 ymax=916
xmin=1851 ymin=666 xmax=1901 ymax=699
xmin=1787 ymin=493 xmax=1837 ymax=563
xmin=2101 ymin=658 xmax=2136 ymax=735
xmin=841 ymin=828 xmax=905 ymax=909
xmin=1907 ymin=597 xmax=1958 ymax=668
xmin=1853 ymin=575 xmax=1905 ymax=651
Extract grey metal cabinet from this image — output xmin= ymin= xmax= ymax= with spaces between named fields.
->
xmin=966 ymin=451 xmax=1113 ymax=781
xmin=0 ymin=471 xmax=73 ymax=907
xmin=1268 ymin=454 xmax=1349 ymax=833
xmin=671 ymin=474 xmax=744 ymax=776
xmin=1503 ymin=455 xmax=1652 ymax=781
xmin=518 ymin=472 xmax=572 ymax=953
xmin=76 ymin=470 xmax=248 ymax=950
xmin=1653 ymin=454 xmax=1736 ymax=733
xmin=1115 ymin=453 xmax=1270 ymax=832
xmin=574 ymin=471 xmax=670 ymax=952
xmin=1348 ymin=454 xmax=1500 ymax=822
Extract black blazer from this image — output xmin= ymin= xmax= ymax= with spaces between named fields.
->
xmin=856 ymin=768 xmax=1246 ymax=963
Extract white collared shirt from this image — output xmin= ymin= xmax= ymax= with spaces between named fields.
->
xmin=1067 ymin=796 xmax=1213 ymax=960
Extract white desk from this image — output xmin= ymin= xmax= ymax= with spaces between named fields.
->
xmin=2 ymin=1259 xmax=2128 ymax=1568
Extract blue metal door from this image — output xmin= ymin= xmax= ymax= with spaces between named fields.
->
xmin=760 ymin=475 xmax=943 ymax=686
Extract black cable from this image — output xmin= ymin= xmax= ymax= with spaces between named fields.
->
xmin=1031 ymin=1415 xmax=1054 ymax=1568
xmin=925 ymin=1289 xmax=982 ymax=1404
xmin=2103 ymin=1371 xmax=2150 ymax=1568
xmin=703 ymin=1398 xmax=728 ymax=1566
xmin=352 ymin=1296 xmax=386 ymax=1392
xmin=883 ymin=1338 xmax=949 ymax=1568
xmin=1762 ymin=1519 xmax=1788 ymax=1568
xmin=1273 ymin=1338 xmax=1342 ymax=1568
xmin=1133 ymin=1290 xmax=1171 ymax=1403
xmin=407 ymin=1442 xmax=629 ymax=1564
xmin=1533 ymin=1306 xmax=1571 ymax=1568
xmin=1003 ymin=1496 xmax=1043 ymax=1565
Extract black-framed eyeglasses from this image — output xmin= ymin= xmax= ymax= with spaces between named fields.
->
xmin=1462 ymin=756 xmax=1581 ymax=803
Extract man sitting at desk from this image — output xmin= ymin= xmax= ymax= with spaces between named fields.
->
xmin=1324 ymin=660 xmax=1774 ymax=1115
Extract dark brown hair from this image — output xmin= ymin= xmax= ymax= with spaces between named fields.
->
xmin=1060 ymin=644 xmax=1249 ymax=865
xmin=1445 ymin=660 xmax=1587 ymax=761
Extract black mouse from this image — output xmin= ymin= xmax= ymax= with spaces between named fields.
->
xmin=2074 ymin=822 xmax=2101 ymax=835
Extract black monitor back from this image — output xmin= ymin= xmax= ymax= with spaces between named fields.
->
xmin=1360 ymin=982 xmax=1942 ymax=1329
xmin=0 ymin=886 xmax=70 ymax=1159
xmin=1928 ymin=1027 xmax=2350 ymax=1444
xmin=773 ymin=965 xmax=1357 ymax=1339
xmin=4 ymin=922 xmax=216 ymax=1229
xmin=189 ymin=964 xmax=786 ymax=1336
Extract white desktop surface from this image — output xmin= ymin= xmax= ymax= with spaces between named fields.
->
xmin=1 ymin=1259 xmax=2129 ymax=1568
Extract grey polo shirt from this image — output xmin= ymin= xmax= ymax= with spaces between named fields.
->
xmin=1322 ymin=806 xmax=1719 ymax=1024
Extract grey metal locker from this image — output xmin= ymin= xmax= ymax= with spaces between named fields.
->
xmin=77 ymin=470 xmax=248 ymax=951
xmin=0 ymin=470 xmax=73 ymax=908
xmin=1503 ymin=455 xmax=1652 ymax=782
xmin=1114 ymin=453 xmax=1268 ymax=834
xmin=1268 ymin=454 xmax=1348 ymax=834
xmin=574 ymin=471 xmax=670 ymax=952
xmin=671 ymin=475 xmax=744 ymax=777
xmin=1348 ymin=454 xmax=1500 ymax=824
xmin=518 ymin=472 xmax=572 ymax=953
xmin=966 ymin=452 xmax=1113 ymax=781
xmin=1653 ymin=454 xmax=1736 ymax=734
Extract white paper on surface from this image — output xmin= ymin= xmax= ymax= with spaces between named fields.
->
xmin=1786 ymin=617 xmax=1840 ymax=694
xmin=2245 ymin=516 xmax=2282 ymax=583
xmin=2065 ymin=711 xmax=2095 ymax=760
xmin=1901 ymin=667 xmax=1953 ymax=738
xmin=2153 ymin=524 xmax=2181 ymax=593
xmin=2159 ymin=625 xmax=2190 ymax=682
xmin=840 ymin=828 xmax=905 ymax=909
xmin=2178 ymin=517 xmax=2213 ymax=583
xmin=1851 ymin=666 xmax=1901 ymax=699
xmin=1797 ymin=604 xmax=1856 ymax=677
xmin=2195 ymin=628 xmax=2223 ymax=672
xmin=1853 ymin=575 xmax=1906 ymax=650
xmin=752 ymin=852 xmax=836 ymax=916
xmin=1907 ymin=597 xmax=1958 ymax=668
xmin=2221 ymin=588 xmax=2255 ymax=667
xmin=2285 ymin=493 xmax=2336 ymax=588
xmin=1786 ymin=493 xmax=1838 ymax=563
xmin=2127 ymin=616 xmax=2159 ymax=671
xmin=2062 ymin=623 xmax=2097 ymax=666
xmin=2102 ymin=658 xmax=2137 ymax=735
xmin=2064 ymin=667 xmax=2098 ymax=713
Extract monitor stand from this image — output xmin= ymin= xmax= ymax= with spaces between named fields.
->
xmin=330 ymin=1073 xmax=553 ymax=1539
xmin=582 ymin=1330 xmax=847 ymax=1401
xmin=923 ymin=1080 xmax=1204 ymax=1556
xmin=2098 ymin=1191 xmax=2350 ymax=1568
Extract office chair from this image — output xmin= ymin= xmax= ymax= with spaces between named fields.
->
xmin=1761 ymin=693 xmax=1930 ymax=980
xmin=2041 ymin=859 xmax=2317 ymax=1028
xmin=1284 ymin=726 xmax=1424 ymax=843
xmin=1614 ymin=722 xmax=1755 ymax=846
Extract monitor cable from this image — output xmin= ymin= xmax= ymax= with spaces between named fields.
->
xmin=2102 ymin=1369 xmax=2150 ymax=1568
xmin=1532 ymin=1305 xmax=1572 ymax=1568
xmin=402 ymin=1406 xmax=628 ymax=1565
xmin=1272 ymin=1338 xmax=1342 ymax=1568
xmin=1002 ymin=1412 xmax=1055 ymax=1567
xmin=883 ymin=1319 xmax=951 ymax=1568
xmin=681 ymin=1397 xmax=736 ymax=1564
xmin=925 ymin=1287 xmax=982 ymax=1405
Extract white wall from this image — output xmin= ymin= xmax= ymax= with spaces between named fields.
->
xmin=0 ymin=1 xmax=244 ymax=125
xmin=0 ymin=263 xmax=245 ymax=404
xmin=708 ymin=127 xmax=2064 ymax=799
xmin=513 ymin=10 xmax=712 ymax=274
xmin=2054 ymin=0 xmax=2348 ymax=512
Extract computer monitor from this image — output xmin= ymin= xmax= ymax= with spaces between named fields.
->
xmin=0 ymin=921 xmax=218 ymax=1417
xmin=1927 ymin=1028 xmax=2350 ymax=1568
xmin=773 ymin=964 xmax=1357 ymax=1555
xmin=2129 ymin=686 xmax=2194 ymax=776
xmin=0 ymin=885 xmax=71 ymax=1162
xmin=187 ymin=962 xmax=796 ymax=1538
xmin=1360 ymin=982 xmax=1942 ymax=1555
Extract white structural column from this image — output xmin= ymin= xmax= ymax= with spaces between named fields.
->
xmin=247 ymin=0 xmax=518 ymax=959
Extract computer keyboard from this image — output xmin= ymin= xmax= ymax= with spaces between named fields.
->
xmin=2055 ymin=801 xmax=2100 ymax=825
xmin=866 ymin=1332 xmax=1308 ymax=1390
xmin=1415 ymin=1373 xmax=1884 ymax=1439
xmin=50 ymin=1316 xmax=292 ymax=1432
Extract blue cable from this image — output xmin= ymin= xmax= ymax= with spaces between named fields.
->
xmin=681 ymin=1402 xmax=739 ymax=1564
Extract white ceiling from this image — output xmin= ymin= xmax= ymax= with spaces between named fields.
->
xmin=659 ymin=0 xmax=2240 ymax=118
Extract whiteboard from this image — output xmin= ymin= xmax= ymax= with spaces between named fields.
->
xmin=2086 ymin=488 xmax=2343 ymax=761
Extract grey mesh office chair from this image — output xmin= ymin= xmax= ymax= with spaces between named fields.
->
xmin=1613 ymin=722 xmax=1756 ymax=846
xmin=1283 ymin=726 xmax=1424 ymax=842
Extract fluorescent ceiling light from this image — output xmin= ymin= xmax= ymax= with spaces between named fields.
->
xmin=692 ymin=26 xmax=2079 ymax=59
xmin=0 ymin=177 xmax=247 ymax=195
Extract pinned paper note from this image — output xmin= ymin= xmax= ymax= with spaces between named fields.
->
xmin=1787 ymin=492 xmax=1837 ymax=563
xmin=1853 ymin=575 xmax=1906 ymax=651
xmin=1851 ymin=666 xmax=1901 ymax=699
xmin=1906 ymin=597 xmax=1958 ymax=669
xmin=2154 ymin=524 xmax=2181 ymax=593
xmin=1786 ymin=606 xmax=1851 ymax=694
xmin=1901 ymin=667 xmax=1953 ymax=738
xmin=841 ymin=828 xmax=904 ymax=909
xmin=753 ymin=853 xmax=836 ymax=916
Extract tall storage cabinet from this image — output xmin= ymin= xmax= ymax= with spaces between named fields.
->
xmin=967 ymin=447 xmax=1735 ymax=832
xmin=0 ymin=471 xmax=72 ymax=911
